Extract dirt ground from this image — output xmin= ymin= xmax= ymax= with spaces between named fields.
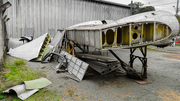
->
xmin=6 ymin=46 xmax=180 ymax=101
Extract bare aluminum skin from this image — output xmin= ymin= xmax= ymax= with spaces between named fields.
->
xmin=64 ymin=11 xmax=179 ymax=48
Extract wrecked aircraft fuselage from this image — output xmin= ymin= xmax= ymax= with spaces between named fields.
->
xmin=63 ymin=11 xmax=179 ymax=49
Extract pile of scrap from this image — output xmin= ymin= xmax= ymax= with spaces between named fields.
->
xmin=6 ymin=29 xmax=126 ymax=82
xmin=6 ymin=31 xmax=90 ymax=81
xmin=7 ymin=30 xmax=65 ymax=62
xmin=6 ymin=11 xmax=178 ymax=82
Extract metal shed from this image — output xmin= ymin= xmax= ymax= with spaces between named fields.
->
xmin=3 ymin=0 xmax=130 ymax=38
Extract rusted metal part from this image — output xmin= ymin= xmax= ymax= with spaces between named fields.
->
xmin=109 ymin=46 xmax=148 ymax=80
xmin=129 ymin=46 xmax=147 ymax=79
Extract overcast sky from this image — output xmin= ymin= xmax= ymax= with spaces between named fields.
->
xmin=104 ymin=0 xmax=179 ymax=15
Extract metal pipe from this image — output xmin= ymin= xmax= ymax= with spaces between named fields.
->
xmin=176 ymin=0 xmax=179 ymax=17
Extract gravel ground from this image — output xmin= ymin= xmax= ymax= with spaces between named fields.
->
xmin=7 ymin=46 xmax=180 ymax=101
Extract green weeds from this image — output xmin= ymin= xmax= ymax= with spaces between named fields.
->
xmin=1 ymin=59 xmax=45 ymax=87
xmin=68 ymin=89 xmax=75 ymax=97
xmin=0 ymin=58 xmax=62 ymax=100
xmin=59 ymin=85 xmax=63 ymax=87
xmin=26 ymin=88 xmax=63 ymax=101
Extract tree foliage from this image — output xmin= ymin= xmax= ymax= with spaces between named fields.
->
xmin=129 ymin=2 xmax=155 ymax=14
xmin=139 ymin=6 xmax=155 ymax=13
xmin=177 ymin=15 xmax=180 ymax=24
xmin=177 ymin=15 xmax=180 ymax=34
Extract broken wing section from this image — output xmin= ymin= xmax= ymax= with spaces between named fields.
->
xmin=8 ymin=33 xmax=50 ymax=61
xmin=66 ymin=21 xmax=172 ymax=49
xmin=64 ymin=11 xmax=177 ymax=49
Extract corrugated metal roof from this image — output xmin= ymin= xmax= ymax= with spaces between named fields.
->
xmin=85 ymin=0 xmax=130 ymax=8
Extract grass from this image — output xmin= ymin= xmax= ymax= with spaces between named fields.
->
xmin=0 ymin=90 xmax=5 ymax=100
xmin=0 ymin=57 xmax=63 ymax=101
xmin=26 ymin=88 xmax=63 ymax=101
xmin=1 ymin=59 xmax=45 ymax=87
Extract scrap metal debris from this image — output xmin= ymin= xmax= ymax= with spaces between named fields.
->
xmin=3 ymin=84 xmax=39 ymax=100
xmin=8 ymin=38 xmax=24 ymax=49
xmin=8 ymin=36 xmax=33 ymax=50
xmin=49 ymin=51 xmax=89 ymax=81
xmin=21 ymin=78 xmax=52 ymax=89
xmin=8 ymin=33 xmax=50 ymax=61
xmin=3 ymin=77 xmax=51 ymax=100
xmin=50 ymin=30 xmax=66 ymax=53
xmin=60 ymin=51 xmax=89 ymax=81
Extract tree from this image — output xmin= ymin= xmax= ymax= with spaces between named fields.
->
xmin=139 ymin=6 xmax=155 ymax=13
xmin=128 ymin=2 xmax=155 ymax=15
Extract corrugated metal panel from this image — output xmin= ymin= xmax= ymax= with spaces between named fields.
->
xmin=3 ymin=0 xmax=130 ymax=38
